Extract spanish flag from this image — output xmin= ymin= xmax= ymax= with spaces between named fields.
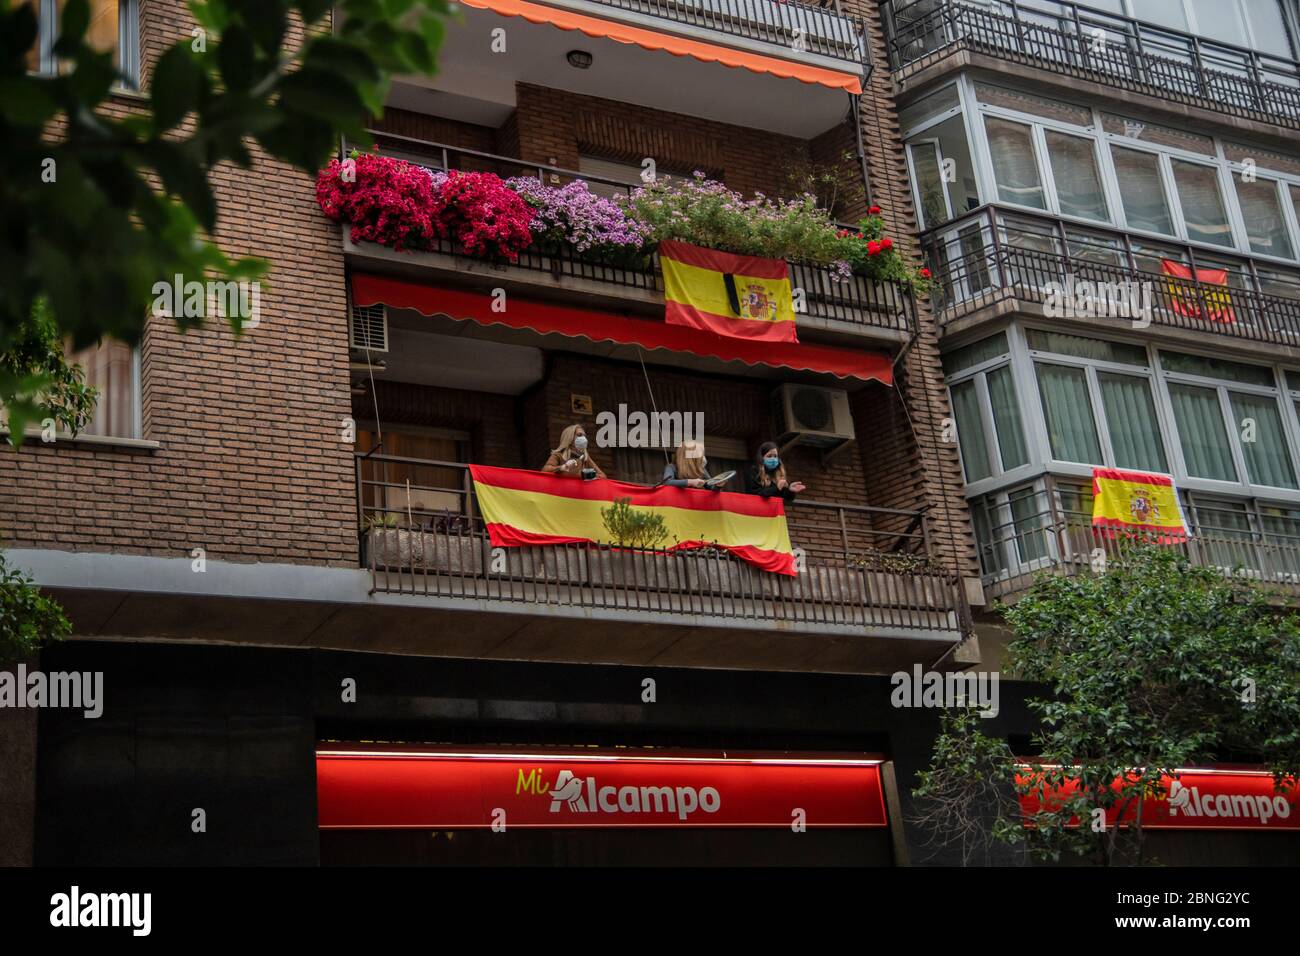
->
xmin=470 ymin=465 xmax=796 ymax=575
xmin=1092 ymin=467 xmax=1189 ymax=543
xmin=1161 ymin=259 xmax=1235 ymax=323
xmin=660 ymin=240 xmax=797 ymax=343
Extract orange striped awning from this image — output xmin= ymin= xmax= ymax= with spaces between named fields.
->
xmin=459 ymin=0 xmax=864 ymax=94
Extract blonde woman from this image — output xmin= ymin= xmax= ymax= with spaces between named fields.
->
xmin=541 ymin=423 xmax=605 ymax=479
xmin=661 ymin=439 xmax=719 ymax=490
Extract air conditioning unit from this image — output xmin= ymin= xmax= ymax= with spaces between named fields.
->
xmin=349 ymin=303 xmax=388 ymax=353
xmin=772 ymin=384 xmax=855 ymax=450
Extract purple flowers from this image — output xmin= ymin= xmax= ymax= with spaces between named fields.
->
xmin=507 ymin=177 xmax=650 ymax=254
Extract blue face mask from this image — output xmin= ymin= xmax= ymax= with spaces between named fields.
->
xmin=574 ymin=435 xmax=588 ymax=451
xmin=763 ymin=456 xmax=780 ymax=471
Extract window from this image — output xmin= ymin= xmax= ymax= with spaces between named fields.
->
xmin=1161 ymin=350 xmax=1300 ymax=490
xmin=26 ymin=0 xmax=138 ymax=88
xmin=1036 ymin=363 xmax=1102 ymax=464
xmin=577 ymin=156 xmax=677 ymax=200
xmin=985 ymin=117 xmax=1045 ymax=210
xmin=1171 ymin=160 xmax=1233 ymax=247
xmin=1098 ymin=372 xmax=1168 ymax=472
xmin=1112 ymin=147 xmax=1174 ymax=236
xmin=906 ymin=115 xmax=980 ymax=230
xmin=1044 ymin=130 xmax=1108 ymax=221
xmin=63 ymin=339 xmax=138 ymax=439
xmin=944 ymin=332 xmax=1029 ymax=483
xmin=1235 ymin=174 xmax=1295 ymax=259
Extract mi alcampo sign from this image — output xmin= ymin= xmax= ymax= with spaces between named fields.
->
xmin=316 ymin=748 xmax=888 ymax=828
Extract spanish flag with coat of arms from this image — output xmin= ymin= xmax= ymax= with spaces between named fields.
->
xmin=1091 ymin=467 xmax=1189 ymax=543
xmin=660 ymin=240 xmax=798 ymax=343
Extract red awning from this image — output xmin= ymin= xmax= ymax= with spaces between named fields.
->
xmin=351 ymin=274 xmax=894 ymax=385
xmin=459 ymin=0 xmax=864 ymax=94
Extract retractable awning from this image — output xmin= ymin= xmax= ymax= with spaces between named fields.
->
xmin=459 ymin=0 xmax=864 ymax=94
xmin=351 ymin=273 xmax=894 ymax=385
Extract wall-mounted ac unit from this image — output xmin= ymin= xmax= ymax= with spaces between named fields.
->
xmin=772 ymin=383 xmax=855 ymax=451
xmin=350 ymin=303 xmax=388 ymax=353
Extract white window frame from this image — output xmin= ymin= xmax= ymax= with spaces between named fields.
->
xmin=944 ymin=331 xmax=1035 ymax=492
xmin=32 ymin=0 xmax=139 ymax=90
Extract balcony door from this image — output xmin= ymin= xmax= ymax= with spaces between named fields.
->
xmin=357 ymin=426 xmax=471 ymax=526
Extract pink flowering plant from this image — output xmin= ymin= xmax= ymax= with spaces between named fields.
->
xmin=429 ymin=170 xmax=534 ymax=262
xmin=315 ymin=152 xmax=437 ymax=251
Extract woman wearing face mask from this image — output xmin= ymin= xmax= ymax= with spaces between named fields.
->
xmin=745 ymin=441 xmax=805 ymax=500
xmin=542 ymin=424 xmax=605 ymax=479
xmin=661 ymin=440 xmax=720 ymax=490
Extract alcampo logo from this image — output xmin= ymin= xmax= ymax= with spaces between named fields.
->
xmin=516 ymin=767 xmax=721 ymax=820
xmin=1166 ymin=779 xmax=1291 ymax=824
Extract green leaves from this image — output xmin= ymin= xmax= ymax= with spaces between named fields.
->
xmin=0 ymin=0 xmax=449 ymax=427
xmin=0 ymin=549 xmax=72 ymax=665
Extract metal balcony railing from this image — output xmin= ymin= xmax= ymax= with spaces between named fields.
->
xmin=348 ymin=133 xmax=917 ymax=337
xmin=581 ymin=0 xmax=870 ymax=68
xmin=973 ymin=473 xmax=1300 ymax=602
xmin=921 ymin=204 xmax=1300 ymax=347
xmin=356 ymin=453 xmax=969 ymax=634
xmin=883 ymin=0 xmax=1300 ymax=128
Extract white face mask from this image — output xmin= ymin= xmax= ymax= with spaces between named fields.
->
xmin=574 ymin=435 xmax=588 ymax=452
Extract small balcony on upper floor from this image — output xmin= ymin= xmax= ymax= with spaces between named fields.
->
xmin=335 ymin=135 xmax=919 ymax=351
xmin=923 ymin=203 xmax=1300 ymax=357
xmin=883 ymin=0 xmax=1300 ymax=138
xmin=398 ymin=0 xmax=868 ymax=143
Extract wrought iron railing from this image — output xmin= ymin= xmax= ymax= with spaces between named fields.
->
xmin=973 ymin=473 xmax=1300 ymax=601
xmin=921 ymin=204 xmax=1300 ymax=346
xmin=581 ymin=0 xmax=869 ymax=68
xmin=355 ymin=453 xmax=968 ymax=633
xmin=346 ymin=133 xmax=917 ymax=336
xmin=883 ymin=0 xmax=1300 ymax=128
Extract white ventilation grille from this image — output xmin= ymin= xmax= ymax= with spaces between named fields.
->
xmin=350 ymin=303 xmax=388 ymax=353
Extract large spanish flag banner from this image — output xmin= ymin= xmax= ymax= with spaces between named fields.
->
xmin=1161 ymin=259 xmax=1235 ymax=323
xmin=470 ymin=465 xmax=796 ymax=575
xmin=1092 ymin=467 xmax=1189 ymax=542
xmin=660 ymin=240 xmax=798 ymax=343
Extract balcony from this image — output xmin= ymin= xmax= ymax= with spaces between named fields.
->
xmin=356 ymin=454 xmax=970 ymax=651
xmin=883 ymin=0 xmax=1300 ymax=130
xmin=974 ymin=473 xmax=1300 ymax=603
xmin=922 ymin=204 xmax=1300 ymax=352
xmin=342 ymin=136 xmax=918 ymax=347
xmin=560 ymin=0 xmax=869 ymax=70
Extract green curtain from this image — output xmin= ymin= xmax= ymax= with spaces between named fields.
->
xmin=1036 ymin=363 xmax=1102 ymax=463
xmin=1168 ymin=384 xmax=1236 ymax=481
xmin=1098 ymin=372 xmax=1168 ymax=472
xmin=987 ymin=365 xmax=1028 ymax=470
xmin=951 ymin=379 xmax=991 ymax=482
xmin=1230 ymin=392 xmax=1297 ymax=488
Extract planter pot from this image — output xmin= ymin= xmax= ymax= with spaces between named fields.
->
xmin=588 ymin=549 xmax=687 ymax=591
xmin=504 ymin=546 xmax=590 ymax=584
xmin=366 ymin=528 xmax=485 ymax=575
xmin=682 ymin=551 xmax=754 ymax=595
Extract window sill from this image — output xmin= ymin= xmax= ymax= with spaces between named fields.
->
xmin=1 ymin=429 xmax=159 ymax=452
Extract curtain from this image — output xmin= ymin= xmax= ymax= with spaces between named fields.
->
xmin=1168 ymin=384 xmax=1237 ymax=481
xmin=1230 ymin=392 xmax=1297 ymax=488
xmin=1112 ymin=147 xmax=1174 ymax=235
xmin=1045 ymin=130 xmax=1108 ymax=221
xmin=987 ymin=365 xmax=1029 ymax=470
xmin=951 ymin=379 xmax=991 ymax=482
xmin=909 ymin=141 xmax=949 ymax=229
xmin=1098 ymin=372 xmax=1168 ymax=472
xmin=1008 ymin=487 xmax=1048 ymax=563
xmin=985 ymin=117 xmax=1046 ymax=210
xmin=1035 ymin=363 xmax=1102 ymax=463
xmin=66 ymin=339 xmax=134 ymax=438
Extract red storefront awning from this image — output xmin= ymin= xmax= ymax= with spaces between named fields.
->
xmin=459 ymin=0 xmax=864 ymax=94
xmin=351 ymin=274 xmax=894 ymax=385
xmin=317 ymin=746 xmax=888 ymax=829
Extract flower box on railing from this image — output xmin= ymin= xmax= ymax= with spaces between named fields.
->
xmin=365 ymin=527 xmax=486 ymax=575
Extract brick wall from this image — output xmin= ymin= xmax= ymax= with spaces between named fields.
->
xmin=841 ymin=0 xmax=979 ymax=579
xmin=352 ymin=380 xmax=523 ymax=469
xmin=0 ymin=0 xmax=357 ymax=567
xmin=511 ymin=83 xmax=811 ymax=197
